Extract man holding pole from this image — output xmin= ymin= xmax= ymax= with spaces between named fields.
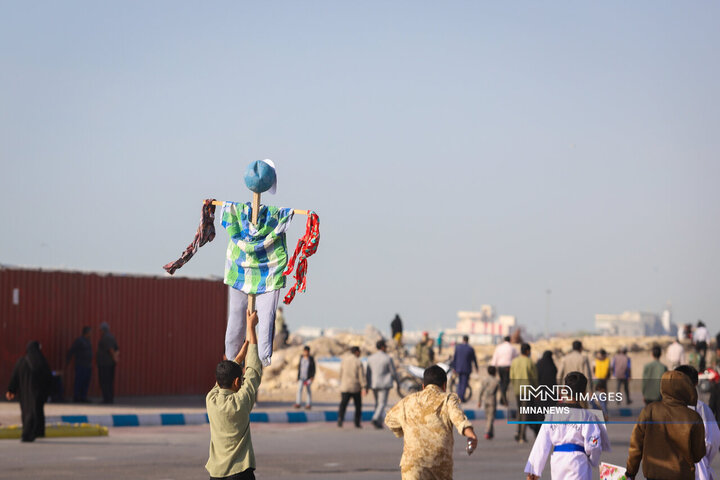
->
xmin=206 ymin=311 xmax=261 ymax=480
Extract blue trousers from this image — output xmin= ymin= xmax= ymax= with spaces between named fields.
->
xmin=456 ymin=372 xmax=470 ymax=401
xmin=74 ymin=366 xmax=91 ymax=401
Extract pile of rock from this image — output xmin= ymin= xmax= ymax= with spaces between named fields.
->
xmin=261 ymin=325 xmax=395 ymax=394
xmin=258 ymin=329 xmax=677 ymax=398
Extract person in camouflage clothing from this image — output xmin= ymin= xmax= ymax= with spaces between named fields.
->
xmin=414 ymin=332 xmax=435 ymax=368
xmin=385 ymin=365 xmax=478 ymax=480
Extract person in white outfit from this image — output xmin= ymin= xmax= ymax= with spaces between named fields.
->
xmin=525 ymin=372 xmax=608 ymax=480
xmin=675 ymin=365 xmax=720 ymax=480
xmin=667 ymin=340 xmax=686 ymax=370
xmin=491 ymin=336 xmax=518 ymax=406
xmin=694 ymin=321 xmax=710 ymax=371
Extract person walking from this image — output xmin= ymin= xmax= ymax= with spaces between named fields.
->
xmin=694 ymin=321 xmax=709 ymax=372
xmin=478 ymin=365 xmax=499 ymax=440
xmin=675 ymin=365 xmax=720 ymax=480
xmin=414 ymin=332 xmax=434 ymax=368
xmin=536 ymin=350 xmax=558 ymax=421
xmin=385 ymin=365 xmax=477 ymax=480
xmin=273 ymin=306 xmax=286 ymax=350
xmin=450 ymin=335 xmax=478 ymax=403
xmin=536 ymin=350 xmax=557 ymax=390
xmin=491 ymin=336 xmax=518 ymax=406
xmin=667 ymin=339 xmax=686 ymax=370
xmin=688 ymin=344 xmax=703 ymax=372
xmin=525 ymin=372 xmax=607 ymax=480
xmin=510 ymin=343 xmax=538 ymax=443
xmin=206 ymin=311 xmax=260 ymax=480
xmin=6 ymin=341 xmax=53 ymax=442
xmin=642 ymin=345 xmax=668 ymax=405
xmin=294 ymin=346 xmax=315 ymax=409
xmin=390 ymin=314 xmax=403 ymax=346
xmin=557 ymin=340 xmax=593 ymax=390
xmin=611 ymin=347 xmax=632 ymax=404
xmin=97 ymin=322 xmax=119 ymax=404
xmin=626 ymin=370 xmax=706 ymax=480
xmin=593 ymin=349 xmax=611 ymax=388
xmin=366 ymin=339 xmax=397 ymax=429
xmin=337 ymin=346 xmax=365 ymax=428
xmin=66 ymin=326 xmax=93 ymax=403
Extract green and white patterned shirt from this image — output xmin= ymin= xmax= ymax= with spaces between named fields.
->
xmin=221 ymin=202 xmax=294 ymax=294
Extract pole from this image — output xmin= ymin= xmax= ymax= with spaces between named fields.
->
xmin=248 ymin=192 xmax=261 ymax=313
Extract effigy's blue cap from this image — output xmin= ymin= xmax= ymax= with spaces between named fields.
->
xmin=244 ymin=159 xmax=277 ymax=194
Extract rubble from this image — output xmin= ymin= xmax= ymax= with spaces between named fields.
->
xmin=258 ymin=328 xmax=677 ymax=398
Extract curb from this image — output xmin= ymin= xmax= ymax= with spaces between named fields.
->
xmin=46 ymin=407 xmax=642 ymax=428
xmin=47 ymin=409 xmax=493 ymax=427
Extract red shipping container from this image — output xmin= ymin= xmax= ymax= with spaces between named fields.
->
xmin=0 ymin=267 xmax=228 ymax=397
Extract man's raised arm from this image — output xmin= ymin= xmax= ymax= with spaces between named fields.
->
xmin=238 ymin=311 xmax=262 ymax=405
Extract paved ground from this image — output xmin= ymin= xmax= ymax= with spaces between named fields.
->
xmin=3 ymin=419 xmax=710 ymax=479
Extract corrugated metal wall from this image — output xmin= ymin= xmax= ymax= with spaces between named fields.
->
xmin=0 ymin=267 xmax=228 ymax=397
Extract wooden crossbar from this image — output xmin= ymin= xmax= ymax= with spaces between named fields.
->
xmin=210 ymin=200 xmax=307 ymax=216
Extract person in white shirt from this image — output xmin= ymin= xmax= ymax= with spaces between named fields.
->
xmin=491 ymin=336 xmax=518 ymax=406
xmin=666 ymin=340 xmax=686 ymax=370
xmin=525 ymin=372 xmax=608 ymax=480
xmin=694 ymin=321 xmax=710 ymax=371
xmin=675 ymin=365 xmax=720 ymax=480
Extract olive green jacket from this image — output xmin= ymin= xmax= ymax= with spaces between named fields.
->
xmin=205 ymin=344 xmax=262 ymax=478
xmin=510 ymin=354 xmax=538 ymax=396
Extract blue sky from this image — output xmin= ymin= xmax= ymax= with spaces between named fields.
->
xmin=1 ymin=2 xmax=718 ymax=334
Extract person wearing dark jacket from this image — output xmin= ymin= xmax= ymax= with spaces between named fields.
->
xmin=66 ymin=326 xmax=93 ymax=403
xmin=97 ymin=322 xmax=119 ymax=404
xmin=532 ymin=350 xmax=559 ymax=433
xmin=709 ymin=345 xmax=720 ymax=428
xmin=391 ymin=314 xmax=403 ymax=346
xmin=450 ymin=335 xmax=478 ymax=402
xmin=294 ymin=346 xmax=315 ymax=409
xmin=626 ymin=370 xmax=706 ymax=480
xmin=6 ymin=341 xmax=53 ymax=442
xmin=536 ymin=350 xmax=558 ymax=389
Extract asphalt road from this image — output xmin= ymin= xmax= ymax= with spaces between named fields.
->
xmin=0 ymin=421 xmax=712 ymax=479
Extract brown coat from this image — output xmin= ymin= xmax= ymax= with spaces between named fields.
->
xmin=626 ymin=370 xmax=706 ymax=480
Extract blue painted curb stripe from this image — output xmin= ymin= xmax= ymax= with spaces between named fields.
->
xmin=249 ymin=412 xmax=269 ymax=423
xmin=51 ymin=406 xmax=641 ymax=427
xmin=61 ymin=415 xmax=89 ymax=423
xmin=161 ymin=413 xmax=186 ymax=426
xmin=112 ymin=415 xmax=139 ymax=427
xmin=287 ymin=412 xmax=306 ymax=423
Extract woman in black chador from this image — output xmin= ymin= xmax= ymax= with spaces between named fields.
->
xmin=6 ymin=341 xmax=53 ymax=442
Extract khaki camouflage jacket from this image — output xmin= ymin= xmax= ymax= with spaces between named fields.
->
xmin=385 ymin=385 xmax=472 ymax=477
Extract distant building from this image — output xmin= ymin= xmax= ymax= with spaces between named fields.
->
xmin=595 ymin=307 xmax=676 ymax=336
xmin=455 ymin=305 xmax=517 ymax=344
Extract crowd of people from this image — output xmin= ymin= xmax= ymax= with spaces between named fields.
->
xmin=6 ymin=314 xmax=720 ymax=480
xmin=203 ymin=314 xmax=718 ymax=480
xmin=4 ymin=323 xmax=120 ymax=442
